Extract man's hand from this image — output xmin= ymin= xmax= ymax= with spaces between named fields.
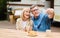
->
xmin=46 ymin=8 xmax=54 ymax=19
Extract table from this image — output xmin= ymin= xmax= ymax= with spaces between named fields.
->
xmin=0 ymin=28 xmax=60 ymax=38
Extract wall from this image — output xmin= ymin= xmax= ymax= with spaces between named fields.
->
xmin=7 ymin=0 xmax=45 ymax=10
xmin=45 ymin=1 xmax=50 ymax=9
xmin=54 ymin=0 xmax=60 ymax=21
xmin=54 ymin=0 xmax=60 ymax=15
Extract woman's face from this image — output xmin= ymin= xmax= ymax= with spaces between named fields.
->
xmin=23 ymin=10 xmax=30 ymax=19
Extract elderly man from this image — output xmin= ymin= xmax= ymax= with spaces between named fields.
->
xmin=30 ymin=5 xmax=54 ymax=32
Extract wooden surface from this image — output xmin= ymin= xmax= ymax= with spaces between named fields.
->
xmin=0 ymin=28 xmax=60 ymax=38
xmin=7 ymin=3 xmax=44 ymax=7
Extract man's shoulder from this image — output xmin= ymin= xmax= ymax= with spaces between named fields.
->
xmin=31 ymin=16 xmax=34 ymax=20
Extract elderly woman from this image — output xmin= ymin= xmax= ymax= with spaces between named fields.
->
xmin=16 ymin=8 xmax=33 ymax=32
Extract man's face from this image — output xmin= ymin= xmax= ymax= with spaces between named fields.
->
xmin=31 ymin=6 xmax=39 ymax=17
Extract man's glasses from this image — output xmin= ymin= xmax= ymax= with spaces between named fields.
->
xmin=32 ymin=9 xmax=38 ymax=12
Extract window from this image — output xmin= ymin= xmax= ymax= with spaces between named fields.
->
xmin=8 ymin=0 xmax=21 ymax=2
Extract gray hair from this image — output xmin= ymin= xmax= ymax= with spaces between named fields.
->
xmin=30 ymin=4 xmax=38 ymax=9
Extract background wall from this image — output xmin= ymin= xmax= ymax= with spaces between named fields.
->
xmin=54 ymin=0 xmax=60 ymax=21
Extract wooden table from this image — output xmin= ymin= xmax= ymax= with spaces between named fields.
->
xmin=0 ymin=28 xmax=60 ymax=38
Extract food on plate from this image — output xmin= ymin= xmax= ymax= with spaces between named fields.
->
xmin=28 ymin=31 xmax=37 ymax=37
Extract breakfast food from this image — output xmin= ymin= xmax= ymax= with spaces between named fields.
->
xmin=28 ymin=31 xmax=37 ymax=37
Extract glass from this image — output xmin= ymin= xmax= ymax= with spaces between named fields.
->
xmin=46 ymin=29 xmax=52 ymax=37
xmin=32 ymin=9 xmax=38 ymax=12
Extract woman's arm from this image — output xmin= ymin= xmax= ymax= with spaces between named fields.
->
xmin=16 ymin=18 xmax=21 ymax=30
xmin=29 ymin=20 xmax=33 ymax=31
xmin=16 ymin=20 xmax=20 ymax=30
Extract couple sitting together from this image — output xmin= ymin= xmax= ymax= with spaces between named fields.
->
xmin=16 ymin=5 xmax=54 ymax=32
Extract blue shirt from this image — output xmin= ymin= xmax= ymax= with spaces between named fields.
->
xmin=32 ymin=12 xmax=51 ymax=32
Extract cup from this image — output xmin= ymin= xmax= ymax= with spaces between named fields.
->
xmin=46 ymin=29 xmax=51 ymax=37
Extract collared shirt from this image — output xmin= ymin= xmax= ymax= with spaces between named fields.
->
xmin=32 ymin=11 xmax=51 ymax=32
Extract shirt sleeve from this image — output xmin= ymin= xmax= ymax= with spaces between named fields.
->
xmin=16 ymin=18 xmax=21 ymax=30
xmin=30 ymin=20 xmax=33 ymax=26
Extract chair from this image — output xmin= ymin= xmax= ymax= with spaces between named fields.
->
xmin=10 ymin=8 xmax=23 ymax=24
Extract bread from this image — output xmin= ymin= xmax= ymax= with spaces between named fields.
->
xmin=28 ymin=31 xmax=37 ymax=37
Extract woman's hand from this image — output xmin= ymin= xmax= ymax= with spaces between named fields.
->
xmin=24 ymin=27 xmax=27 ymax=32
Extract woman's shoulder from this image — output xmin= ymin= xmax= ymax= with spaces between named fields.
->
xmin=30 ymin=19 xmax=33 ymax=23
xmin=16 ymin=18 xmax=22 ymax=22
xmin=30 ymin=19 xmax=33 ymax=22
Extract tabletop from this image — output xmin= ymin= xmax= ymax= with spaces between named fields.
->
xmin=0 ymin=28 xmax=60 ymax=38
